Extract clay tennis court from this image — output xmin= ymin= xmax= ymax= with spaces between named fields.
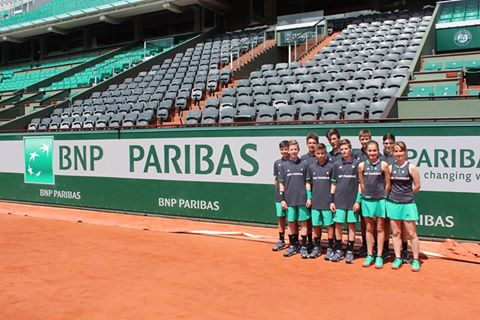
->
xmin=0 ymin=202 xmax=479 ymax=320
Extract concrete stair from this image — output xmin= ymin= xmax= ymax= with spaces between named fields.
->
xmin=299 ymin=32 xmax=340 ymax=65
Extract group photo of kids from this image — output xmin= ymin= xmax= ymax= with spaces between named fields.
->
xmin=272 ymin=129 xmax=422 ymax=272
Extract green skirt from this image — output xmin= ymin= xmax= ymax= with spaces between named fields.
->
xmin=386 ymin=201 xmax=419 ymax=221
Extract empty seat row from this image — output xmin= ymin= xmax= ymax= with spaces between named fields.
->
xmin=185 ymin=100 xmax=388 ymax=125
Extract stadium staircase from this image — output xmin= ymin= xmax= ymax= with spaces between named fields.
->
xmin=299 ymin=32 xmax=341 ymax=64
xmin=165 ymin=39 xmax=277 ymax=126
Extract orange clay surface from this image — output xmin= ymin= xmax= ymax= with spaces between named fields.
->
xmin=0 ymin=201 xmax=479 ymax=320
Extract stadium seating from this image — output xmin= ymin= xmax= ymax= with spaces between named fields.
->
xmin=27 ymin=26 xmax=269 ymax=130
xmin=26 ymin=8 xmax=436 ymax=130
xmin=0 ymin=54 xmax=95 ymax=92
xmin=42 ymin=45 xmax=162 ymax=91
xmin=202 ymin=11 xmax=431 ymax=124
xmin=0 ymin=0 xmax=132 ymax=30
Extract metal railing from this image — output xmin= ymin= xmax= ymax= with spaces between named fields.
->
xmin=288 ymin=17 xmax=327 ymax=63
xmin=228 ymin=26 xmax=276 ymax=70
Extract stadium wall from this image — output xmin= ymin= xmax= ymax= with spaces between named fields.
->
xmin=0 ymin=122 xmax=479 ymax=240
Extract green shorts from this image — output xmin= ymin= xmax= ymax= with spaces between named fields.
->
xmin=287 ymin=205 xmax=310 ymax=222
xmin=386 ymin=201 xmax=419 ymax=221
xmin=362 ymin=199 xmax=386 ymax=218
xmin=334 ymin=209 xmax=359 ymax=224
xmin=311 ymin=209 xmax=334 ymax=226
xmin=275 ymin=202 xmax=286 ymax=218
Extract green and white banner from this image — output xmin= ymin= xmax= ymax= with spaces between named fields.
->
xmin=0 ymin=123 xmax=479 ymax=240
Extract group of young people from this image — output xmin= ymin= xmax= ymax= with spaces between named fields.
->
xmin=272 ymin=129 xmax=422 ymax=272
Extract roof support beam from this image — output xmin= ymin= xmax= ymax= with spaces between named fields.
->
xmin=99 ymin=15 xmax=121 ymax=25
xmin=2 ymin=35 xmax=22 ymax=43
xmin=162 ymin=2 xmax=182 ymax=13
xmin=47 ymin=26 xmax=68 ymax=35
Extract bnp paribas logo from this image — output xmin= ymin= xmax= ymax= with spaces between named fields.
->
xmin=454 ymin=29 xmax=472 ymax=47
xmin=24 ymin=136 xmax=54 ymax=184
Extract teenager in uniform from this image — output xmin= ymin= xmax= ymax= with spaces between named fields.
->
xmin=381 ymin=133 xmax=396 ymax=259
xmin=279 ymin=140 xmax=310 ymax=258
xmin=358 ymin=140 xmax=391 ymax=269
xmin=272 ymin=140 xmax=290 ymax=251
xmin=381 ymin=133 xmax=396 ymax=165
xmin=306 ymin=143 xmax=335 ymax=259
xmin=300 ymin=133 xmax=319 ymax=251
xmin=300 ymin=133 xmax=319 ymax=166
xmin=353 ymin=129 xmax=372 ymax=257
xmin=329 ymin=139 xmax=361 ymax=264
xmin=326 ymin=128 xmax=342 ymax=164
xmin=387 ymin=141 xmax=422 ymax=272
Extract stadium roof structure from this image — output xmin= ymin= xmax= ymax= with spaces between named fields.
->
xmin=0 ymin=0 xmax=229 ymax=42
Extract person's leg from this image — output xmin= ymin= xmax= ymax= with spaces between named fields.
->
xmin=364 ymin=217 xmax=375 ymax=256
xmin=383 ymin=218 xmax=391 ymax=259
xmin=403 ymin=220 xmax=421 ymax=271
xmin=310 ymin=225 xmax=322 ymax=258
xmin=376 ymin=217 xmax=385 ymax=257
xmin=299 ymin=219 xmax=309 ymax=258
xmin=359 ymin=215 xmax=367 ymax=256
xmin=374 ymin=217 xmax=385 ymax=269
xmin=390 ymin=219 xmax=403 ymax=269
xmin=345 ymin=222 xmax=356 ymax=264
xmin=272 ymin=207 xmax=287 ymax=251
xmin=284 ymin=207 xmax=299 ymax=257
xmin=401 ymin=223 xmax=409 ymax=262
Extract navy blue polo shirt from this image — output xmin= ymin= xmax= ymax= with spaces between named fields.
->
xmin=273 ymin=157 xmax=288 ymax=202
xmin=331 ymin=158 xmax=359 ymax=210
xmin=306 ymin=161 xmax=333 ymax=210
xmin=279 ymin=158 xmax=308 ymax=206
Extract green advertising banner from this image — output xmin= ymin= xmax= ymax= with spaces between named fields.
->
xmin=436 ymin=25 xmax=480 ymax=52
xmin=0 ymin=123 xmax=479 ymax=240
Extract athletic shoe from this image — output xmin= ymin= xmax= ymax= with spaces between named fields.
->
xmin=272 ymin=240 xmax=286 ymax=251
xmin=391 ymin=257 xmax=403 ymax=270
xmin=402 ymin=250 xmax=410 ymax=263
xmin=331 ymin=249 xmax=344 ymax=262
xmin=324 ymin=248 xmax=334 ymax=261
xmin=411 ymin=259 xmax=421 ymax=272
xmin=357 ymin=245 xmax=367 ymax=257
xmin=283 ymin=245 xmax=298 ymax=257
xmin=307 ymin=242 xmax=314 ymax=254
xmin=345 ymin=250 xmax=354 ymax=264
xmin=382 ymin=246 xmax=391 ymax=260
xmin=300 ymin=246 xmax=309 ymax=259
xmin=309 ymin=246 xmax=321 ymax=259
xmin=362 ymin=255 xmax=375 ymax=267
xmin=375 ymin=256 xmax=384 ymax=269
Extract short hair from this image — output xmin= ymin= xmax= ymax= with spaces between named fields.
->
xmin=306 ymin=133 xmax=319 ymax=143
xmin=394 ymin=141 xmax=407 ymax=152
xmin=383 ymin=133 xmax=396 ymax=142
xmin=325 ymin=128 xmax=340 ymax=139
xmin=366 ymin=140 xmax=379 ymax=150
xmin=279 ymin=140 xmax=289 ymax=148
xmin=339 ymin=139 xmax=352 ymax=148
xmin=358 ymin=129 xmax=371 ymax=138
xmin=315 ymin=143 xmax=327 ymax=152
xmin=288 ymin=139 xmax=299 ymax=148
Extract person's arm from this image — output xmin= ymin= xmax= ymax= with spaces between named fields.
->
xmin=329 ymin=183 xmax=336 ymax=212
xmin=358 ymin=162 xmax=365 ymax=193
xmin=306 ymin=182 xmax=312 ymax=208
xmin=279 ymin=181 xmax=287 ymax=210
xmin=353 ymin=183 xmax=361 ymax=212
xmin=382 ymin=161 xmax=391 ymax=195
xmin=409 ymin=163 xmax=421 ymax=194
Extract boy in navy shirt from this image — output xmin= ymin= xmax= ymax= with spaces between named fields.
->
xmin=279 ymin=140 xmax=310 ymax=258
xmin=306 ymin=143 xmax=335 ymax=259
xmin=330 ymin=139 xmax=361 ymax=264
xmin=300 ymin=133 xmax=319 ymax=251
xmin=272 ymin=140 xmax=290 ymax=251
